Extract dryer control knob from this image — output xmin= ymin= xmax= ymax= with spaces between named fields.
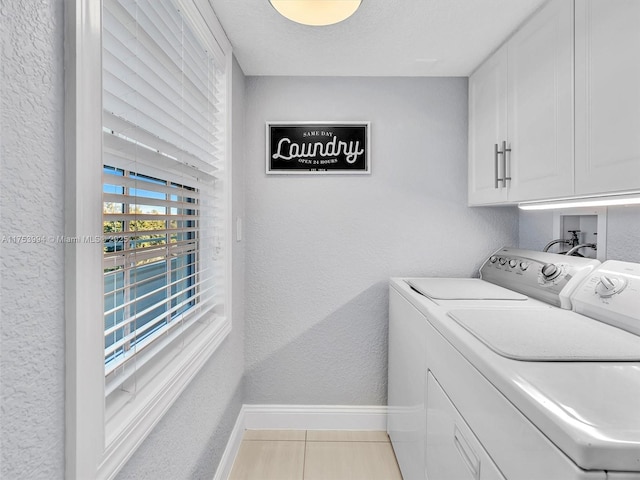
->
xmin=541 ymin=263 xmax=560 ymax=281
xmin=489 ymin=256 xmax=498 ymax=264
xmin=508 ymin=259 xmax=518 ymax=268
xmin=596 ymin=276 xmax=627 ymax=298
xmin=499 ymin=257 xmax=507 ymax=265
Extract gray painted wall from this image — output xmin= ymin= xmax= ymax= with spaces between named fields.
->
xmin=1 ymin=1 xmax=66 ymax=478
xmin=519 ymin=206 xmax=640 ymax=263
xmin=0 ymin=1 xmax=247 ymax=477
xmin=243 ymin=76 xmax=519 ymax=405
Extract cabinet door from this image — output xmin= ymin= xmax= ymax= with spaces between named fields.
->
xmin=575 ymin=0 xmax=640 ymax=195
xmin=468 ymin=46 xmax=508 ymax=205
xmin=507 ymin=0 xmax=574 ymax=202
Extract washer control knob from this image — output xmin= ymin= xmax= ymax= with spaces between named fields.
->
xmin=601 ymin=276 xmax=616 ymax=290
xmin=499 ymin=257 xmax=507 ymax=265
xmin=595 ymin=276 xmax=627 ymax=298
xmin=541 ymin=263 xmax=561 ymax=281
xmin=489 ymin=256 xmax=498 ymax=264
xmin=520 ymin=262 xmax=530 ymax=271
xmin=508 ymin=259 xmax=518 ymax=268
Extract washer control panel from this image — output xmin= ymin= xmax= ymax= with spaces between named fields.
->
xmin=481 ymin=247 xmax=601 ymax=308
xmin=572 ymin=260 xmax=640 ymax=336
xmin=595 ymin=275 xmax=628 ymax=298
xmin=488 ymin=255 xmax=531 ymax=272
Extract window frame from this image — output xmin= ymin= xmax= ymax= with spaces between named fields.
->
xmin=64 ymin=2 xmax=233 ymax=479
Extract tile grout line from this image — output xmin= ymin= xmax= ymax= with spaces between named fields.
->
xmin=305 ymin=440 xmax=390 ymax=443
xmin=302 ymin=430 xmax=308 ymax=480
xmin=242 ymin=439 xmax=305 ymax=442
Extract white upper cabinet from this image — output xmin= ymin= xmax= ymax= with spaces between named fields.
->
xmin=507 ymin=0 xmax=574 ymax=202
xmin=468 ymin=46 xmax=509 ymax=205
xmin=468 ymin=0 xmax=574 ymax=205
xmin=575 ymin=0 xmax=640 ymax=195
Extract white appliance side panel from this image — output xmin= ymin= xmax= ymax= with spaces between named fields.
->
xmin=388 ymin=286 xmax=427 ymax=480
xmin=426 ymin=371 xmax=506 ymax=480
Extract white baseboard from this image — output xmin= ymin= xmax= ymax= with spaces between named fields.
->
xmin=213 ymin=404 xmax=388 ymax=480
xmin=243 ymin=404 xmax=388 ymax=431
xmin=212 ymin=407 xmax=246 ymax=480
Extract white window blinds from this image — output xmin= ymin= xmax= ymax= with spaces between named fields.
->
xmin=102 ymin=0 xmax=226 ymax=398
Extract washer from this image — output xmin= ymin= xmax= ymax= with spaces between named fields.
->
xmin=388 ymin=247 xmax=640 ymax=480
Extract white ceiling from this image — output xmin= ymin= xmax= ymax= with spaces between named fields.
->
xmin=209 ymin=0 xmax=548 ymax=77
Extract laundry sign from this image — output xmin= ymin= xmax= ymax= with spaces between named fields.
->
xmin=266 ymin=122 xmax=370 ymax=174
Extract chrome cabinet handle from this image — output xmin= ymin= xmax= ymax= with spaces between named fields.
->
xmin=503 ymin=140 xmax=512 ymax=185
xmin=494 ymin=143 xmax=504 ymax=189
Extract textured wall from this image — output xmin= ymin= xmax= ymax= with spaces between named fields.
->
xmin=1 ymin=1 xmax=66 ymax=478
xmin=605 ymin=206 xmax=640 ymax=263
xmin=519 ymin=206 xmax=640 ymax=263
xmin=115 ymin=57 xmax=247 ymax=480
xmin=243 ymin=76 xmax=519 ymax=405
xmin=0 ymin=2 xmax=246 ymax=475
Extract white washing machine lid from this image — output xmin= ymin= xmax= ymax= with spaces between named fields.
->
xmin=407 ymin=278 xmax=527 ymax=301
xmin=448 ymin=308 xmax=640 ymax=361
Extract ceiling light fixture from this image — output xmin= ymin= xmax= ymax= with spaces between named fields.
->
xmin=269 ymin=0 xmax=362 ymax=26
xmin=518 ymin=193 xmax=640 ymax=211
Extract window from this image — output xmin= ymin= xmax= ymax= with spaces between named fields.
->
xmin=103 ymin=167 xmax=199 ymax=389
xmin=64 ymin=1 xmax=232 ymax=478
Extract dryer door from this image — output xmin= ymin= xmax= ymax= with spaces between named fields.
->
xmin=426 ymin=371 xmax=506 ymax=480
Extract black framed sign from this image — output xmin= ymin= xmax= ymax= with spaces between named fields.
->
xmin=266 ymin=122 xmax=370 ymax=174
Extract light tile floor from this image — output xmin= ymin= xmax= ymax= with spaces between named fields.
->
xmin=229 ymin=430 xmax=403 ymax=480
